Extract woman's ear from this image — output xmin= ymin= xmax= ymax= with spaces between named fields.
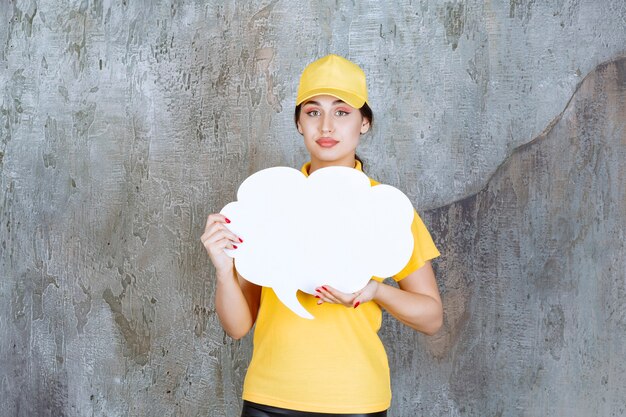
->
xmin=297 ymin=121 xmax=303 ymax=135
xmin=360 ymin=118 xmax=371 ymax=135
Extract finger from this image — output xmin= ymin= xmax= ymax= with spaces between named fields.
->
xmin=206 ymin=237 xmax=240 ymax=255
xmin=315 ymin=287 xmax=332 ymax=305
xmin=211 ymin=218 xmax=243 ymax=243
xmin=202 ymin=220 xmax=223 ymax=242
xmin=314 ymin=289 xmax=332 ymax=304
xmin=202 ymin=235 xmax=242 ymax=257
xmin=314 ymin=286 xmax=334 ymax=301
xmin=201 ymin=230 xmax=232 ymax=248
xmin=202 ymin=225 xmax=242 ymax=246
xmin=315 ymin=286 xmax=349 ymax=306
xmin=223 ymin=239 xmax=239 ymax=250
xmin=352 ymin=281 xmax=379 ymax=308
xmin=204 ymin=213 xmax=231 ymax=235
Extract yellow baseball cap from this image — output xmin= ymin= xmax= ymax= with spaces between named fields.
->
xmin=296 ymin=54 xmax=368 ymax=109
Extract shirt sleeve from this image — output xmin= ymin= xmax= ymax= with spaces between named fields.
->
xmin=392 ymin=209 xmax=440 ymax=281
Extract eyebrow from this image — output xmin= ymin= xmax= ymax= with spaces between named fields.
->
xmin=302 ymin=99 xmax=346 ymax=106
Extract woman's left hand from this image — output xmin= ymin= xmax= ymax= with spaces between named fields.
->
xmin=314 ymin=280 xmax=380 ymax=308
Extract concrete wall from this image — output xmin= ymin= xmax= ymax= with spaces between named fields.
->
xmin=1 ymin=1 xmax=624 ymax=416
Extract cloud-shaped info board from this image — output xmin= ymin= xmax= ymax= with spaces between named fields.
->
xmin=220 ymin=166 xmax=414 ymax=319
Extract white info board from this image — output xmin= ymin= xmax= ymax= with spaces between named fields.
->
xmin=220 ymin=166 xmax=414 ymax=319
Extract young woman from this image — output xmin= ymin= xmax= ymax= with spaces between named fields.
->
xmin=201 ymin=55 xmax=443 ymax=417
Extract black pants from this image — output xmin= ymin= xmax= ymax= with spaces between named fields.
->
xmin=241 ymin=401 xmax=387 ymax=417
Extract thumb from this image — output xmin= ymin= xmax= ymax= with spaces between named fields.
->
xmin=353 ymin=280 xmax=379 ymax=308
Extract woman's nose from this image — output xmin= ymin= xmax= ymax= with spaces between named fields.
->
xmin=321 ymin=115 xmax=334 ymax=133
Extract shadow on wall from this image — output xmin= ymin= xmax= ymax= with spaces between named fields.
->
xmin=386 ymin=57 xmax=626 ymax=415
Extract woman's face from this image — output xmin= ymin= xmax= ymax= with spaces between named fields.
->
xmin=297 ymin=95 xmax=370 ymax=169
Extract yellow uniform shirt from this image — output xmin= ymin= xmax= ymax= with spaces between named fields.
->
xmin=242 ymin=161 xmax=440 ymax=414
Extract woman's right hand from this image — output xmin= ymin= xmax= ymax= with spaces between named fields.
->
xmin=200 ymin=214 xmax=242 ymax=275
xmin=202 ymin=214 xmax=260 ymax=339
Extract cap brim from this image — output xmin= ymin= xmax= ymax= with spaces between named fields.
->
xmin=296 ymin=88 xmax=366 ymax=109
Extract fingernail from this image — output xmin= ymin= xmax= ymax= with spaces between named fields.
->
xmin=225 ymin=217 xmax=231 ymax=223
xmin=322 ymin=286 xmax=328 ymax=291
xmin=238 ymin=237 xmax=243 ymax=243
xmin=232 ymin=245 xmax=238 ymax=249
xmin=315 ymin=295 xmax=320 ymax=299
xmin=354 ymin=301 xmax=360 ymax=309
xmin=315 ymin=288 xmax=321 ymax=293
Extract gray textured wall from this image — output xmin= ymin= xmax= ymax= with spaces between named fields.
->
xmin=1 ymin=1 xmax=625 ymax=416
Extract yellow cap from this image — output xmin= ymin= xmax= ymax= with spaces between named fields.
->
xmin=296 ymin=54 xmax=368 ymax=109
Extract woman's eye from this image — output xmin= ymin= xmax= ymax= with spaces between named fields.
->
xmin=336 ymin=110 xmax=349 ymax=116
xmin=306 ymin=110 xmax=320 ymax=117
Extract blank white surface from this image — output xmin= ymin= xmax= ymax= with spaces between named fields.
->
xmin=221 ymin=166 xmax=414 ymax=319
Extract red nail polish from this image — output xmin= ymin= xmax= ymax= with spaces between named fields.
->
xmin=239 ymin=237 xmax=243 ymax=243
xmin=315 ymin=295 xmax=320 ymax=299
xmin=354 ymin=301 xmax=360 ymax=309
xmin=315 ymin=288 xmax=321 ymax=293
xmin=232 ymin=245 xmax=238 ymax=249
xmin=322 ymin=286 xmax=328 ymax=291
xmin=225 ymin=217 xmax=231 ymax=223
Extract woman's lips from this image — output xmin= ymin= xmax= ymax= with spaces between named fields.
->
xmin=316 ymin=138 xmax=339 ymax=148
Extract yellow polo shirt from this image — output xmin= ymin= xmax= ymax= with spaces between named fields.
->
xmin=241 ymin=161 xmax=440 ymax=413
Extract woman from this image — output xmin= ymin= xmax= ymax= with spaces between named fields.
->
xmin=201 ymin=55 xmax=443 ymax=417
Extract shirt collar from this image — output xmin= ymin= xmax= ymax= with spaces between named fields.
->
xmin=300 ymin=160 xmax=363 ymax=177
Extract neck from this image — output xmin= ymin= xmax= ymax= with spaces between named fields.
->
xmin=309 ymin=156 xmax=356 ymax=174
